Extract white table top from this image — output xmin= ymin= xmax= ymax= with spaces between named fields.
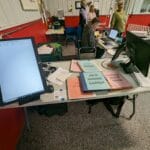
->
xmin=46 ymin=27 xmax=65 ymax=35
xmin=1 ymin=58 xmax=150 ymax=109
xmin=97 ymin=38 xmax=118 ymax=56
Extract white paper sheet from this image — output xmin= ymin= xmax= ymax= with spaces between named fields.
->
xmin=38 ymin=45 xmax=53 ymax=54
xmin=47 ymin=67 xmax=72 ymax=85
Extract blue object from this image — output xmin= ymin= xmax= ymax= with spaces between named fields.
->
xmin=65 ymin=27 xmax=77 ymax=44
xmin=80 ymin=72 xmax=110 ymax=92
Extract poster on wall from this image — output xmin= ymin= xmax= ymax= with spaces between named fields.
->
xmin=20 ymin=0 xmax=38 ymax=11
xmin=75 ymin=1 xmax=81 ymax=9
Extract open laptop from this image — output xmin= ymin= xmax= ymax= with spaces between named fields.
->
xmin=101 ymin=29 xmax=118 ymax=41
xmin=101 ymin=29 xmax=119 ymax=47
xmin=108 ymin=29 xmax=118 ymax=40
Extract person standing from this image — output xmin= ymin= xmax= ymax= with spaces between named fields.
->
xmin=79 ymin=0 xmax=88 ymax=29
xmin=88 ymin=5 xmax=97 ymax=23
xmin=111 ymin=1 xmax=127 ymax=35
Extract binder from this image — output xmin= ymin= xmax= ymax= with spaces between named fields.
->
xmin=80 ymin=72 xmax=110 ymax=92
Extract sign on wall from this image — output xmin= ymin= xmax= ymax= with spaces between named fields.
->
xmin=20 ymin=0 xmax=38 ymax=11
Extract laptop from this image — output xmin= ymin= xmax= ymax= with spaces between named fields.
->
xmin=101 ymin=29 xmax=118 ymax=46
xmin=108 ymin=29 xmax=118 ymax=40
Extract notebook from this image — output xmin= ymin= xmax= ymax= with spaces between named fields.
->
xmin=67 ymin=76 xmax=96 ymax=99
xmin=103 ymin=70 xmax=133 ymax=90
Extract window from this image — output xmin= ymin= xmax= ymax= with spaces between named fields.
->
xmin=140 ymin=0 xmax=150 ymax=13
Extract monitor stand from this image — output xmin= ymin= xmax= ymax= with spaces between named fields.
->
xmin=120 ymin=61 xmax=139 ymax=74
xmin=19 ymin=95 xmax=40 ymax=105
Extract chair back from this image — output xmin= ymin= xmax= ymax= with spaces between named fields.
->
xmin=75 ymin=26 xmax=96 ymax=59
xmin=79 ymin=47 xmax=96 ymax=59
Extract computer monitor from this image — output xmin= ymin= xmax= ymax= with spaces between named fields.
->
xmin=0 ymin=38 xmax=46 ymax=105
xmin=108 ymin=29 xmax=118 ymax=40
xmin=126 ymin=31 xmax=150 ymax=77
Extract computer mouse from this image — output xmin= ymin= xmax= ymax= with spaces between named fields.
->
xmin=46 ymin=85 xmax=54 ymax=93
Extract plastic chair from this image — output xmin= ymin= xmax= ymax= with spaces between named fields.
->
xmin=65 ymin=27 xmax=77 ymax=45
xmin=75 ymin=40 xmax=96 ymax=59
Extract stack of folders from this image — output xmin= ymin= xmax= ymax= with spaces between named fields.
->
xmin=67 ymin=60 xmax=133 ymax=100
xmin=78 ymin=60 xmax=110 ymax=92
xmin=78 ymin=60 xmax=100 ymax=72
xmin=67 ymin=76 xmax=96 ymax=100
xmin=103 ymin=70 xmax=133 ymax=90
xmin=80 ymin=71 xmax=110 ymax=92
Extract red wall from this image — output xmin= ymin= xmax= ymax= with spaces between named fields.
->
xmin=64 ymin=14 xmax=150 ymax=28
xmin=0 ymin=19 xmax=48 ymax=150
xmin=64 ymin=15 xmax=110 ymax=28
xmin=0 ymin=19 xmax=48 ymax=44
xmin=0 ymin=108 xmax=25 ymax=150
xmin=1 ymin=15 xmax=149 ymax=41
xmin=65 ymin=16 xmax=79 ymax=27
xmin=1 ymin=15 xmax=149 ymax=43
xmin=127 ymin=14 xmax=150 ymax=26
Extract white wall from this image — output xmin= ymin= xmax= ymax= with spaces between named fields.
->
xmin=0 ymin=0 xmax=148 ymax=30
xmin=45 ymin=0 xmax=149 ymax=16
xmin=126 ymin=0 xmax=144 ymax=14
xmin=0 ymin=0 xmax=40 ymax=30
xmin=45 ymin=0 xmax=116 ymax=16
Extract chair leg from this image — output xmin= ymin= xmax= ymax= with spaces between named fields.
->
xmin=127 ymin=94 xmax=137 ymax=119
xmin=88 ymin=104 xmax=92 ymax=114
xmin=103 ymin=101 xmax=117 ymax=117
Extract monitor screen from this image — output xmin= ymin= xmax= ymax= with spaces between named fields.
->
xmin=108 ymin=29 xmax=118 ymax=40
xmin=126 ymin=31 xmax=150 ymax=77
xmin=0 ymin=38 xmax=46 ymax=104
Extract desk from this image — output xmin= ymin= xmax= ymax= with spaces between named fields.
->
xmin=97 ymin=38 xmax=118 ymax=57
xmin=1 ymin=58 xmax=150 ymax=110
xmin=46 ymin=27 xmax=65 ymax=43
xmin=46 ymin=27 xmax=65 ymax=35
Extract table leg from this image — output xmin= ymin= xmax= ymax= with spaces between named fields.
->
xmin=24 ymin=107 xmax=31 ymax=131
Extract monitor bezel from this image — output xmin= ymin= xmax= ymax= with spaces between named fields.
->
xmin=0 ymin=37 xmax=47 ymax=105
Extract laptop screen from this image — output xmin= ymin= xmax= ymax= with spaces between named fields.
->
xmin=108 ymin=29 xmax=118 ymax=40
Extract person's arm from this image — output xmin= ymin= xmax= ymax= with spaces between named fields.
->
xmin=88 ymin=12 xmax=92 ymax=21
xmin=81 ymin=9 xmax=87 ymax=24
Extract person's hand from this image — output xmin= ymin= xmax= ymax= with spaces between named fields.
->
xmin=94 ymin=31 xmax=100 ymax=38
